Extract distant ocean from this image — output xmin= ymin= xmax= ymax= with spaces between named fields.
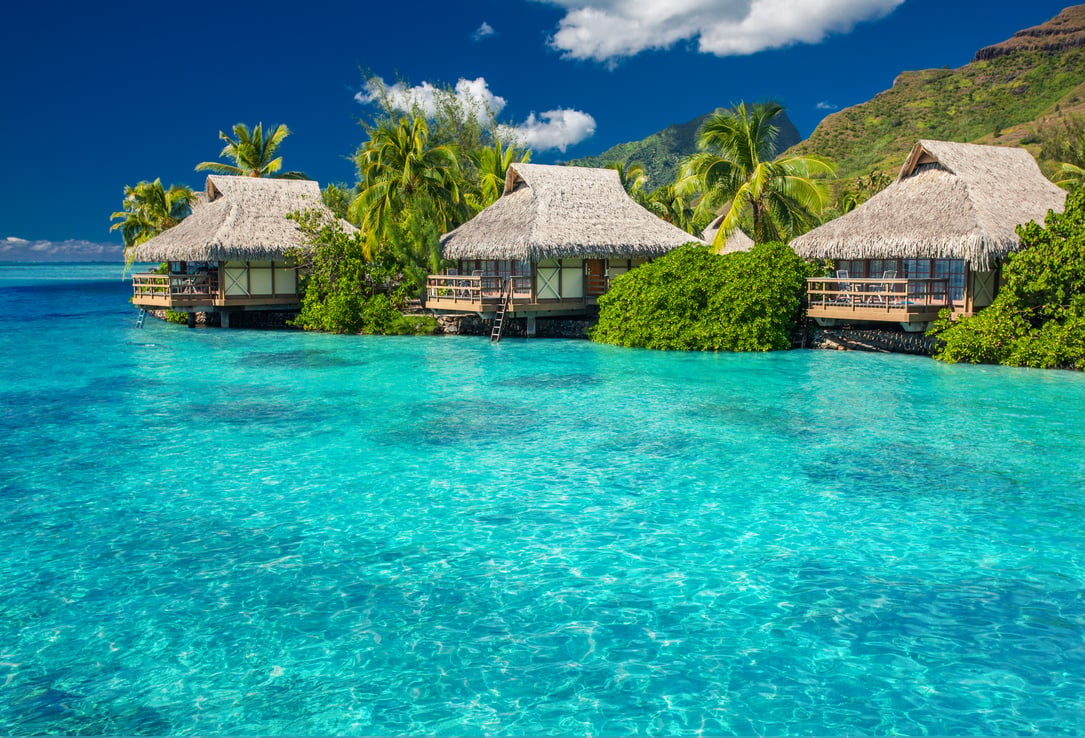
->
xmin=2 ymin=263 xmax=1085 ymax=735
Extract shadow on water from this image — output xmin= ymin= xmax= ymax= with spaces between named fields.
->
xmin=0 ymin=388 xmax=88 ymax=429
xmin=377 ymin=398 xmax=538 ymax=447
xmin=235 ymin=349 xmax=368 ymax=370
xmin=185 ymin=398 xmax=327 ymax=428
xmin=493 ymin=372 xmax=601 ymax=390
xmin=6 ymin=675 xmax=171 ymax=735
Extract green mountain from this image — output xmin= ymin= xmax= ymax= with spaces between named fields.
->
xmin=567 ymin=107 xmax=801 ymax=189
xmin=789 ymin=5 xmax=1085 ymax=181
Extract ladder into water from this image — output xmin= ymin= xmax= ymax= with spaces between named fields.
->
xmin=490 ymin=279 xmax=513 ymax=343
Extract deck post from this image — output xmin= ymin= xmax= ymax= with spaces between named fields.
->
xmin=526 ymin=314 xmax=537 ymax=337
xmin=186 ymin=312 xmax=196 ymax=329
xmin=220 ymin=310 xmax=232 ymax=328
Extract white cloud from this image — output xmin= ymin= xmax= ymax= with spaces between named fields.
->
xmin=499 ymin=109 xmax=598 ymax=153
xmin=816 ymin=101 xmax=840 ymax=110
xmin=472 ymin=22 xmax=496 ymax=41
xmin=355 ymin=77 xmax=507 ymax=125
xmin=356 ymin=76 xmax=597 ymax=153
xmin=538 ymin=0 xmax=905 ymax=62
xmin=1 ymin=237 xmax=122 ymax=262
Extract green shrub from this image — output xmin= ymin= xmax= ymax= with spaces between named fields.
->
xmin=289 ymin=213 xmax=435 ymax=335
xmin=932 ymin=188 xmax=1085 ymax=369
xmin=164 ymin=309 xmax=189 ymax=325
xmin=589 ymin=242 xmax=817 ymax=351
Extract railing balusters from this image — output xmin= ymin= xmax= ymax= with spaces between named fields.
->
xmin=805 ymin=277 xmax=950 ymax=313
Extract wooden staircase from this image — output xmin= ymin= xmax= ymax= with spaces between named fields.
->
xmin=490 ymin=278 xmax=514 ymax=343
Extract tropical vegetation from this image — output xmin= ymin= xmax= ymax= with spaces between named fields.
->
xmin=341 ymin=79 xmax=529 ymax=291
xmin=109 ymin=178 xmax=197 ymax=265
xmin=931 ymin=188 xmax=1085 ymax=369
xmin=349 ymin=115 xmax=469 ymax=262
xmin=288 ymin=211 xmax=436 ymax=335
xmin=570 ymin=106 xmax=802 ymax=190
xmin=285 ymin=78 xmax=533 ymax=334
xmin=196 ymin=122 xmax=307 ymax=179
xmin=589 ymin=242 xmax=817 ymax=351
xmin=677 ymin=102 xmax=833 ymax=247
xmin=641 ymin=182 xmax=698 ymax=234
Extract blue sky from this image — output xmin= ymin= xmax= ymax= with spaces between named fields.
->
xmin=0 ymin=0 xmax=1073 ymax=259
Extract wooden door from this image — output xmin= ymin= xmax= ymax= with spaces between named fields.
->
xmin=585 ymin=259 xmax=606 ymax=296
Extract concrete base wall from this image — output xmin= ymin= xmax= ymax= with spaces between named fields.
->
xmin=435 ymin=314 xmax=594 ymax=339
xmin=808 ymin=327 xmax=937 ymax=356
xmin=142 ymin=309 xmax=299 ymax=329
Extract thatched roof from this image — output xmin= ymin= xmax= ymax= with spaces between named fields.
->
xmin=440 ymin=163 xmax=700 ymax=260
xmin=790 ymin=140 xmax=1066 ymax=270
xmin=702 ymin=215 xmax=755 ymax=254
xmin=131 ymin=176 xmax=351 ymax=262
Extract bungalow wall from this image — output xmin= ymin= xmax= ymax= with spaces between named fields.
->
xmin=222 ymin=260 xmax=297 ymax=298
xmin=451 ymin=257 xmax=649 ymax=302
xmin=967 ymin=268 xmax=1000 ymax=313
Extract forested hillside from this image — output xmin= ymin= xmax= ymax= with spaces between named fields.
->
xmin=789 ymin=5 xmax=1085 ymax=180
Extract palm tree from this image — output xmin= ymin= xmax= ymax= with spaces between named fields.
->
xmin=469 ymin=138 xmax=531 ymax=209
xmin=1056 ymin=162 xmax=1085 ymax=189
xmin=643 ymin=183 xmax=698 ymax=235
xmin=605 ymin=161 xmax=649 ymax=205
xmin=678 ymin=102 xmax=833 ymax=248
xmin=110 ymin=178 xmax=197 ymax=265
xmin=196 ymin=122 xmax=307 ymax=179
xmin=349 ymin=115 xmax=469 ymax=259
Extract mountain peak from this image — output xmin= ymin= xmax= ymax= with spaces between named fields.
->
xmin=790 ymin=5 xmax=1085 ymax=180
xmin=974 ymin=5 xmax=1085 ymax=61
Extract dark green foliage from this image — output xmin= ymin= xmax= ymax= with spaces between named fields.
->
xmin=164 ymin=310 xmax=189 ymax=325
xmin=1040 ymin=114 xmax=1085 ymax=168
xmin=321 ymin=182 xmax=355 ymax=220
xmin=932 ymin=188 xmax=1085 ymax=369
xmin=589 ymin=242 xmax=817 ymax=351
xmin=289 ymin=212 xmax=437 ymax=335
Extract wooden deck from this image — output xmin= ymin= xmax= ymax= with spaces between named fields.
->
xmin=806 ymin=277 xmax=950 ymax=324
xmin=131 ymin=273 xmax=300 ymax=310
xmin=423 ymin=274 xmax=596 ymax=315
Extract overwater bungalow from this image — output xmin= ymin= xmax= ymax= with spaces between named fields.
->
xmin=791 ymin=140 xmax=1066 ymax=331
xmin=424 ymin=163 xmax=698 ymax=333
xmin=129 ymin=175 xmax=348 ymax=327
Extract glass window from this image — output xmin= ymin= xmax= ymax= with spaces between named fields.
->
xmin=950 ymin=260 xmax=965 ymax=302
xmin=930 ymin=259 xmax=966 ymax=302
xmin=840 ymin=260 xmax=866 ymax=278
xmin=904 ymin=259 xmax=930 ymax=299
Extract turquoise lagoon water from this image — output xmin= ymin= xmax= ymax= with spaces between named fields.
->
xmin=2 ymin=263 xmax=1085 ymax=735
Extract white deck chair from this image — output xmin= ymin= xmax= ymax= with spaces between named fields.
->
xmin=834 ymin=270 xmax=852 ymax=304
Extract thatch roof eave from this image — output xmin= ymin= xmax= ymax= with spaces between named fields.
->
xmin=440 ymin=163 xmax=701 ymax=261
xmin=130 ymin=175 xmax=353 ymax=262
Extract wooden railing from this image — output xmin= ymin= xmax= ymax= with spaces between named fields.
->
xmin=806 ymin=277 xmax=951 ymax=312
xmin=132 ymin=273 xmax=219 ymax=298
xmin=424 ymin=274 xmax=532 ymax=305
xmin=585 ymin=275 xmax=609 ymax=296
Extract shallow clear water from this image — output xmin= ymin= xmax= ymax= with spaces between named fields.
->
xmin=2 ymin=263 xmax=1085 ymax=735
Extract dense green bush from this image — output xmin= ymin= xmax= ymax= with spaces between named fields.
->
xmin=164 ymin=309 xmax=189 ymax=325
xmin=932 ymin=188 xmax=1085 ymax=369
xmin=589 ymin=242 xmax=817 ymax=351
xmin=289 ymin=213 xmax=437 ymax=335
